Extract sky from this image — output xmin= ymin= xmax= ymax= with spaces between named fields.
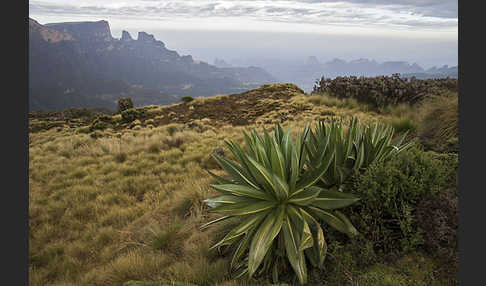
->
xmin=29 ymin=0 xmax=458 ymax=69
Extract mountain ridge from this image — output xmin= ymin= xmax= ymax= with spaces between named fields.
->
xmin=29 ymin=18 xmax=277 ymax=111
xmin=229 ymin=57 xmax=457 ymax=92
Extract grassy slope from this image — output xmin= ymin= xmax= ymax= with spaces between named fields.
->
xmin=29 ymin=84 xmax=456 ymax=286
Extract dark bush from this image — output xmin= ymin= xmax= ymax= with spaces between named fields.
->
xmin=312 ymin=74 xmax=458 ymax=107
xmin=416 ymin=188 xmax=458 ymax=261
xmin=114 ymin=153 xmax=127 ymax=163
xmin=97 ymin=115 xmax=113 ymax=123
xmin=181 ymin=96 xmax=194 ymax=103
xmin=339 ymin=146 xmax=457 ymax=255
xmin=89 ymin=118 xmax=108 ymax=131
xmin=117 ymin=97 xmax=134 ymax=113
xmin=121 ymin=108 xmax=146 ymax=123
xmin=90 ymin=131 xmax=103 ymax=139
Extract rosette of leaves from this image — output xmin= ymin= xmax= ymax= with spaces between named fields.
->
xmin=202 ymin=124 xmax=359 ymax=284
xmin=360 ymin=120 xmax=414 ymax=168
xmin=306 ymin=117 xmax=414 ymax=190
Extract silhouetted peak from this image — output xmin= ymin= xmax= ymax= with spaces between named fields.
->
xmin=121 ymin=30 xmax=133 ymax=41
xmin=138 ymin=32 xmax=155 ymax=42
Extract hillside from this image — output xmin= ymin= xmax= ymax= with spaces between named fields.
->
xmin=28 ymin=18 xmax=277 ymax=112
xmin=231 ymin=57 xmax=457 ymax=92
xmin=29 ymin=83 xmax=458 ymax=286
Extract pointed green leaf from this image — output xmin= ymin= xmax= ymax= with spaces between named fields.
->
xmin=210 ymin=184 xmax=272 ymax=201
xmin=210 ymin=211 xmax=268 ymax=250
xmin=212 ymin=154 xmax=259 ymax=190
xmin=306 ymin=207 xmax=356 ymax=236
xmin=231 ymin=229 xmax=254 ymax=270
xmin=334 ymin=210 xmax=358 ymax=236
xmin=288 ymin=186 xmax=322 ymax=206
xmin=200 ymin=215 xmax=232 ymax=230
xmin=210 ymin=200 xmax=276 ymax=216
xmin=248 ymin=206 xmax=285 ymax=278
xmin=299 ymin=220 xmax=314 ymax=251
xmin=204 ymin=195 xmax=249 ymax=208
xmin=311 ymin=189 xmax=360 ymax=210
xmin=300 ymin=208 xmax=327 ymax=268
xmin=282 ymin=218 xmax=308 ymax=285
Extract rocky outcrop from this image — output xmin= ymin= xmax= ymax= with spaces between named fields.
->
xmin=29 ymin=18 xmax=74 ymax=43
xmin=137 ymin=31 xmax=165 ymax=48
xmin=45 ymin=20 xmax=114 ymax=42
xmin=29 ymin=18 xmax=277 ymax=111
xmin=137 ymin=32 xmax=155 ymax=42
xmin=121 ymin=30 xmax=133 ymax=41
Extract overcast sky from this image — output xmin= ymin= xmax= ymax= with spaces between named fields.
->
xmin=29 ymin=0 xmax=458 ymax=68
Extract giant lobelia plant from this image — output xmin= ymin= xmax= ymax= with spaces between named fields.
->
xmin=201 ymin=124 xmax=360 ymax=284
xmin=306 ymin=117 xmax=414 ymax=190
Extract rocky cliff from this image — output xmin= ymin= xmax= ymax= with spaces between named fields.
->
xmin=29 ymin=18 xmax=74 ymax=43
xmin=29 ymin=18 xmax=277 ymax=111
xmin=45 ymin=20 xmax=114 ymax=42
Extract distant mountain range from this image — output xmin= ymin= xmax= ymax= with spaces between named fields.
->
xmin=229 ymin=57 xmax=458 ymax=92
xmin=29 ymin=18 xmax=277 ymax=111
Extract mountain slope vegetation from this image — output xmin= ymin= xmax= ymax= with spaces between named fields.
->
xmin=29 ymin=83 xmax=458 ymax=286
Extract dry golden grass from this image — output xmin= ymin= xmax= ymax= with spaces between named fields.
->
xmin=417 ymin=94 xmax=458 ymax=150
xmin=29 ymin=90 xmax=457 ymax=286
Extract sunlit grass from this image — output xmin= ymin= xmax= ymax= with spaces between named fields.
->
xmin=29 ymin=88 xmax=457 ymax=285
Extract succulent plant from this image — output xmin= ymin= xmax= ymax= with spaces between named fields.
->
xmin=202 ymin=123 xmax=359 ymax=284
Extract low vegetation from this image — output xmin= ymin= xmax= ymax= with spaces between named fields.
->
xmin=118 ymin=98 xmax=134 ymax=114
xmin=312 ymin=74 xmax=458 ymax=107
xmin=29 ymin=83 xmax=458 ymax=285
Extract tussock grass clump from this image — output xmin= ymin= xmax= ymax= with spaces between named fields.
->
xmin=115 ymin=152 xmax=128 ymax=163
xmin=147 ymin=143 xmax=160 ymax=154
xmin=417 ymin=95 xmax=458 ymax=152
xmin=165 ymin=124 xmax=182 ymax=136
xmin=307 ymin=93 xmax=360 ymax=110
xmin=148 ymin=224 xmax=182 ymax=252
xmin=386 ymin=116 xmax=418 ymax=134
xmin=162 ymin=137 xmax=184 ymax=150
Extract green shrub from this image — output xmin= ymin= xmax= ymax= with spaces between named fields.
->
xmin=341 ymin=146 xmax=457 ymax=255
xmin=181 ymin=96 xmax=194 ymax=103
xmin=416 ymin=188 xmax=458 ymax=261
xmin=117 ymin=97 xmax=134 ymax=113
xmin=443 ymin=137 xmax=459 ymax=153
xmin=121 ymin=108 xmax=146 ymax=123
xmin=202 ymin=123 xmax=360 ymax=284
xmin=90 ymin=119 xmax=108 ymax=131
xmin=76 ymin=126 xmax=91 ymax=134
xmin=312 ymin=74 xmax=458 ymax=107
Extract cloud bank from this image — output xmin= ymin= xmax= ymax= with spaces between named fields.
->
xmin=29 ymin=0 xmax=457 ymax=35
